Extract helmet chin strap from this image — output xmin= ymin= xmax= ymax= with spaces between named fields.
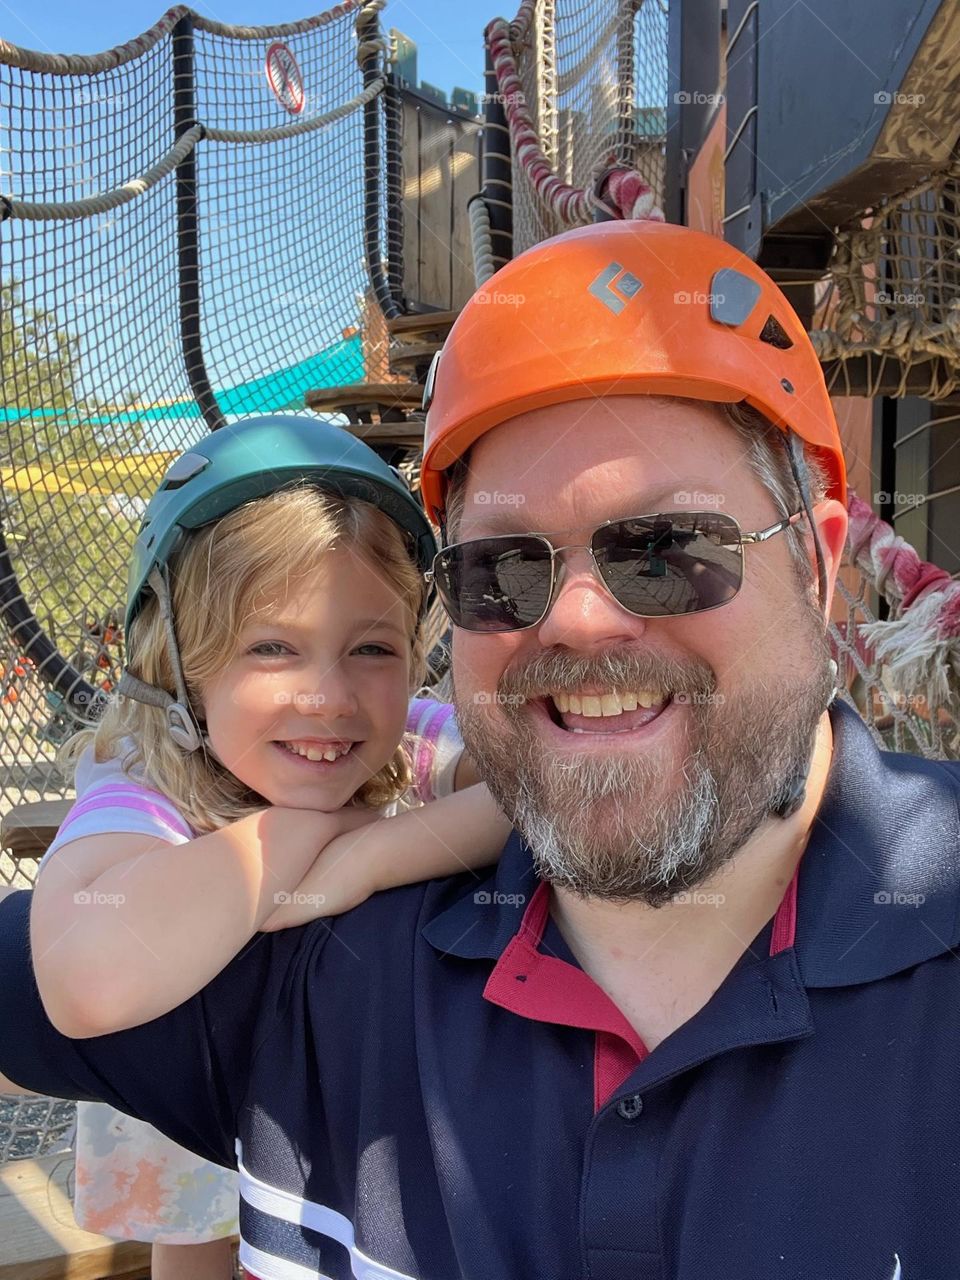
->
xmin=117 ymin=565 xmax=223 ymax=763
xmin=770 ymin=431 xmax=839 ymax=820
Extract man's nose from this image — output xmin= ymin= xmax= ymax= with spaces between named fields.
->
xmin=535 ymin=547 xmax=648 ymax=650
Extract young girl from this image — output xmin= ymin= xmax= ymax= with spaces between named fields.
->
xmin=29 ymin=415 xmax=509 ymax=1280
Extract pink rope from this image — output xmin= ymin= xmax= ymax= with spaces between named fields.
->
xmin=484 ymin=17 xmax=665 ymax=225
xmin=846 ymin=491 xmax=956 ymax=625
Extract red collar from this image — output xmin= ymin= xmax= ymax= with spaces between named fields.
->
xmin=483 ymin=863 xmax=800 ymax=1111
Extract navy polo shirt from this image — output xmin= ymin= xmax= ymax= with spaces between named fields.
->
xmin=2 ymin=697 xmax=960 ymax=1280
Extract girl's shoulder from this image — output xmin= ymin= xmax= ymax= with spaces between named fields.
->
xmin=38 ymin=742 xmax=194 ymax=873
xmin=404 ymin=695 xmax=463 ymax=806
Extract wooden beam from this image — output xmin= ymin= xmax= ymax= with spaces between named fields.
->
xmin=0 ymin=1151 xmax=166 ymax=1279
xmin=1 ymin=800 xmax=72 ymax=864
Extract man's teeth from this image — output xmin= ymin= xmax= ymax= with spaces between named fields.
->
xmin=281 ymin=741 xmax=352 ymax=762
xmin=551 ymin=690 xmax=665 ymax=717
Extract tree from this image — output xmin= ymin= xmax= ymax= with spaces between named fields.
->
xmin=1 ymin=280 xmax=150 ymax=662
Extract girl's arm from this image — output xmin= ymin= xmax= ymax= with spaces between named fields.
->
xmin=261 ymin=782 xmax=512 ymax=930
xmin=30 ymin=803 xmax=374 ymax=1039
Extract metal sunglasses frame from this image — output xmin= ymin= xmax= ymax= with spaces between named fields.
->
xmin=424 ymin=508 xmax=806 ymax=631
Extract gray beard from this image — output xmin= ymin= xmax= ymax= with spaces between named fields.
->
xmin=453 ymin=617 xmax=834 ymax=908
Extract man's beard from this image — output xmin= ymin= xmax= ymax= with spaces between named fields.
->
xmin=453 ymin=609 xmax=835 ymax=908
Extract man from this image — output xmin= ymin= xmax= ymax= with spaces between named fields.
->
xmin=2 ymin=220 xmax=959 ymax=1280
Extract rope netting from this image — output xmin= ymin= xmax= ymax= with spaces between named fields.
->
xmin=484 ymin=0 xmax=668 ymax=256
xmin=0 ymin=0 xmax=404 ymax=825
xmin=829 ymin=494 xmax=959 ymax=762
xmin=812 ymin=163 xmax=960 ymax=400
xmin=2 ymin=0 xmax=959 ymax=1176
xmin=0 ymin=0 xmax=449 ymax=1159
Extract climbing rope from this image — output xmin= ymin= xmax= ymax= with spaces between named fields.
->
xmin=484 ymin=10 xmax=664 ymax=226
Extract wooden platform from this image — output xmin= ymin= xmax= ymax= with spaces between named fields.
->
xmin=387 ymin=342 xmax=440 ymax=379
xmin=1 ymin=799 xmax=72 ymax=864
xmin=0 ymin=1152 xmax=153 ymax=1279
xmin=305 ymin=382 xmax=424 ymax=424
xmin=386 ymin=312 xmax=456 ymax=379
xmin=386 ymin=309 xmax=457 ymax=341
xmin=305 ymin=384 xmax=428 ymax=465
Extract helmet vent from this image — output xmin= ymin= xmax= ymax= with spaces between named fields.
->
xmin=160 ymin=451 xmax=210 ymax=490
xmin=759 ymin=315 xmax=793 ymax=349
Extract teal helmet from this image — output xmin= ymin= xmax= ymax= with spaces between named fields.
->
xmin=118 ymin=416 xmax=437 ymax=754
xmin=125 ymin=415 xmax=436 ymax=637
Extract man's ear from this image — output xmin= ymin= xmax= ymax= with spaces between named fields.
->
xmin=808 ymin=498 xmax=849 ymax=617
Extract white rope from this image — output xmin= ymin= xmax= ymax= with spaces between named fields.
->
xmin=0 ymin=1 xmax=366 ymax=75
xmin=0 ymin=0 xmax=388 ymax=219
xmin=205 ymin=76 xmax=384 ymax=143
xmin=1 ymin=125 xmax=202 ymax=222
xmin=468 ymin=196 xmax=497 ymax=286
xmin=194 ymin=2 xmax=368 ymax=40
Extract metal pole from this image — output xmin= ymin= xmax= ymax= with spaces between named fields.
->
xmin=481 ymin=38 xmax=513 ymax=269
xmin=0 ymin=533 xmax=97 ymax=716
xmin=172 ymin=14 xmax=225 ymax=430
xmin=384 ymin=69 xmax=406 ymax=311
xmin=358 ymin=8 xmax=400 ymax=320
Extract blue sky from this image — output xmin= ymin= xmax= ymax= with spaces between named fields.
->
xmin=0 ymin=0 xmax=498 ymax=97
xmin=1 ymin=0 xmax=505 ymax=420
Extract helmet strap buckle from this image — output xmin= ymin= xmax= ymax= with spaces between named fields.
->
xmin=165 ymin=701 xmax=203 ymax=753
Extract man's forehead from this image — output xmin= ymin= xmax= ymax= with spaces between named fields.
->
xmin=457 ymin=477 xmax=729 ymax=537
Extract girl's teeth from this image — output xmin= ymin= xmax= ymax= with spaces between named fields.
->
xmin=282 ymin=742 xmax=350 ymax=762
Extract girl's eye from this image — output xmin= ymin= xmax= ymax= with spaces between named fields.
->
xmin=249 ymin=641 xmax=292 ymax=657
xmin=354 ymin=643 xmax=395 ymax=657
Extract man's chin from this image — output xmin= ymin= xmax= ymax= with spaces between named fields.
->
xmin=512 ymin=778 xmax=722 ymax=906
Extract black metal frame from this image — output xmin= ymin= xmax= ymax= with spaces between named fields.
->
xmin=480 ymin=41 xmax=512 ymax=272
xmin=172 ymin=14 xmax=226 ymax=432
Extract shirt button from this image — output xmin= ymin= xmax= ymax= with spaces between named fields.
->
xmin=616 ymin=1093 xmax=643 ymax=1121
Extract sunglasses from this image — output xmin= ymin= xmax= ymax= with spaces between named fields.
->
xmin=425 ymin=509 xmax=804 ymax=633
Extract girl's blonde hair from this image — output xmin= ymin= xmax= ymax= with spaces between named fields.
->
xmin=60 ymin=484 xmax=430 ymax=832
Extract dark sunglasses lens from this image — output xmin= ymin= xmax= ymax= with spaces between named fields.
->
xmin=594 ymin=513 xmax=743 ymax=616
xmin=433 ymin=537 xmax=554 ymax=631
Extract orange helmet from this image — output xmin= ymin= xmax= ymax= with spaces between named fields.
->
xmin=420 ymin=220 xmax=846 ymax=526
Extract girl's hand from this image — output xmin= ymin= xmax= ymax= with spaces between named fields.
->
xmin=261 ymin=784 xmax=511 ymax=932
xmin=259 ymin=805 xmax=383 ymax=930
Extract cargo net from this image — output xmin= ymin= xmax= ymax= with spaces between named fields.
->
xmin=483 ymin=0 xmax=668 ymax=260
xmin=830 ymin=494 xmax=960 ymax=760
xmin=0 ymin=0 xmax=437 ymax=842
xmin=811 ymin=161 xmax=960 ymax=400
xmin=0 ymin=0 xmax=454 ymax=1157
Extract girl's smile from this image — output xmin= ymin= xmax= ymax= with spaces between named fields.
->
xmin=200 ymin=546 xmax=414 ymax=811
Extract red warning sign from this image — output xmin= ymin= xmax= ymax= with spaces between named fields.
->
xmin=265 ymin=42 xmax=305 ymax=116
